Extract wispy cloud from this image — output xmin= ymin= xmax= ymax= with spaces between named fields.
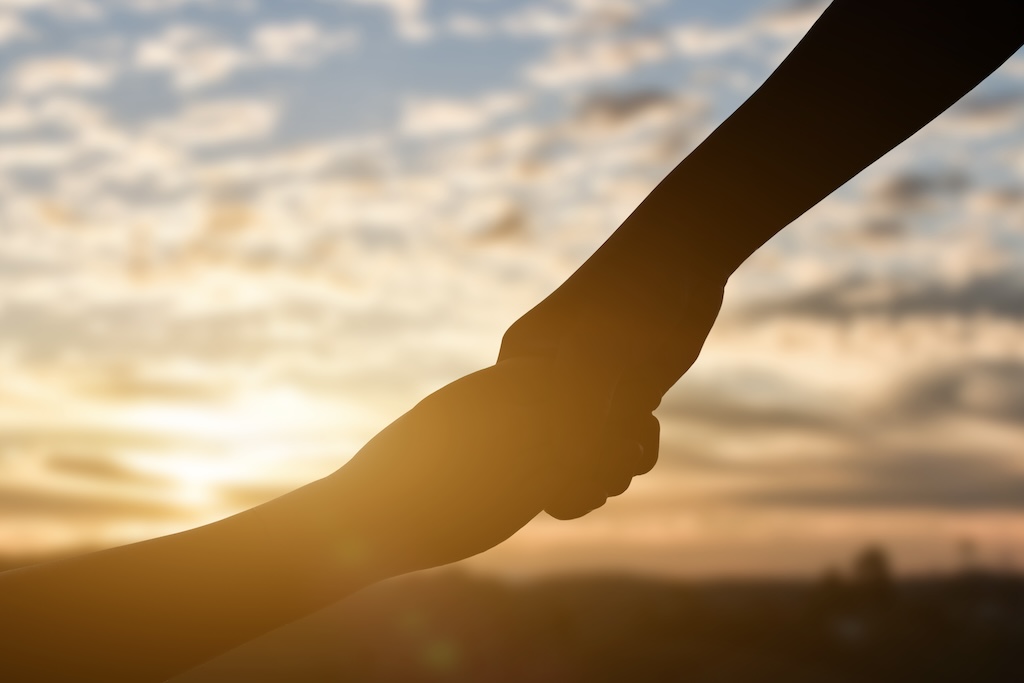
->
xmin=0 ymin=11 xmax=29 ymax=43
xmin=135 ymin=21 xmax=358 ymax=90
xmin=135 ymin=24 xmax=246 ymax=90
xmin=0 ymin=0 xmax=101 ymax=21
xmin=400 ymin=90 xmax=528 ymax=137
xmin=8 ymin=55 xmax=115 ymax=93
xmin=524 ymin=34 xmax=668 ymax=87
xmin=251 ymin=20 xmax=359 ymax=64
xmin=143 ymin=98 xmax=280 ymax=147
xmin=120 ymin=0 xmax=253 ymax=13
xmin=328 ymin=0 xmax=430 ymax=42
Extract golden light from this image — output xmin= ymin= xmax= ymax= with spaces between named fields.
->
xmin=114 ymin=387 xmax=375 ymax=509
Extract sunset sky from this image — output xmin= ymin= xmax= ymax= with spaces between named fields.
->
xmin=1 ymin=0 xmax=1023 ymax=578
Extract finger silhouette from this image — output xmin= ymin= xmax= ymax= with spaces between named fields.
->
xmin=542 ymin=301 xmax=641 ymax=518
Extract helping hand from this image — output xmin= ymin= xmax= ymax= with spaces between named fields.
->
xmin=498 ymin=275 xmax=726 ymax=520
xmin=328 ymin=357 xmax=650 ymax=576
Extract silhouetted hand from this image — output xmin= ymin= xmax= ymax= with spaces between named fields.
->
xmin=499 ymin=274 xmax=726 ymax=520
xmin=326 ymin=357 xmax=652 ymax=577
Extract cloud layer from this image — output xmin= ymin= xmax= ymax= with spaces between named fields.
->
xmin=1 ymin=0 xmax=1023 ymax=576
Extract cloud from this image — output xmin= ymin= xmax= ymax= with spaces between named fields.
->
xmin=121 ymin=0 xmax=253 ymax=12
xmin=500 ymin=6 xmax=578 ymax=38
xmin=8 ymin=56 xmax=115 ymax=94
xmin=0 ymin=142 xmax=75 ymax=170
xmin=251 ymin=20 xmax=358 ymax=65
xmin=574 ymin=89 xmax=679 ymax=129
xmin=524 ymin=34 xmax=668 ymax=87
xmin=652 ymin=352 xmax=1024 ymax=514
xmin=144 ymin=99 xmax=280 ymax=148
xmin=872 ymin=170 xmax=969 ymax=210
xmin=445 ymin=1 xmax=668 ymax=42
xmin=0 ymin=425 xmax=177 ymax=456
xmin=669 ymin=24 xmax=749 ymax=58
xmin=0 ymin=0 xmax=101 ymax=21
xmin=737 ymin=451 xmax=1024 ymax=511
xmin=46 ymin=453 xmax=169 ymax=487
xmin=400 ymin=90 xmax=528 ymax=137
xmin=335 ymin=0 xmax=430 ymax=42
xmin=0 ymin=11 xmax=29 ymax=43
xmin=135 ymin=24 xmax=246 ymax=90
xmin=670 ymin=0 xmax=825 ymax=58
xmin=888 ymin=360 xmax=1024 ymax=424
xmin=660 ymin=382 xmax=844 ymax=436
xmin=135 ymin=21 xmax=359 ymax=90
xmin=936 ymin=93 xmax=1024 ymax=138
xmin=446 ymin=13 xmax=490 ymax=39
xmin=0 ymin=485 xmax=183 ymax=518
xmin=470 ymin=205 xmax=530 ymax=245
xmin=741 ymin=271 xmax=1024 ymax=323
xmin=756 ymin=0 xmax=828 ymax=39
xmin=504 ymin=0 xmax=662 ymax=39
xmin=70 ymin=364 xmax=229 ymax=403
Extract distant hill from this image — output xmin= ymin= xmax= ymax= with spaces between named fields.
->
xmin=168 ymin=568 xmax=1024 ymax=683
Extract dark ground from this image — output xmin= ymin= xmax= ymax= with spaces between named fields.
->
xmin=4 ymin=550 xmax=1023 ymax=682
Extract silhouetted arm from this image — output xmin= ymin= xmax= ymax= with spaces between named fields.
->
xmin=0 ymin=359 xmax=631 ymax=683
xmin=0 ymin=476 xmax=380 ymax=683
xmin=501 ymin=0 xmax=1024 ymax=515
xmin=604 ymin=0 xmax=1024 ymax=281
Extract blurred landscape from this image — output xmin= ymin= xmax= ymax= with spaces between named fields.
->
xmin=159 ymin=547 xmax=1019 ymax=682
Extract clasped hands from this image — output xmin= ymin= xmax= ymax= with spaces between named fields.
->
xmin=329 ymin=276 xmax=725 ymax=578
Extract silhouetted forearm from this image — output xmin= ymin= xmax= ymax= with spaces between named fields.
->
xmin=0 ymin=359 xmax=601 ymax=682
xmin=0 ymin=476 xmax=380 ymax=683
xmin=501 ymin=0 xmax=1023 ymax=403
xmin=579 ymin=0 xmax=1024 ymax=289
